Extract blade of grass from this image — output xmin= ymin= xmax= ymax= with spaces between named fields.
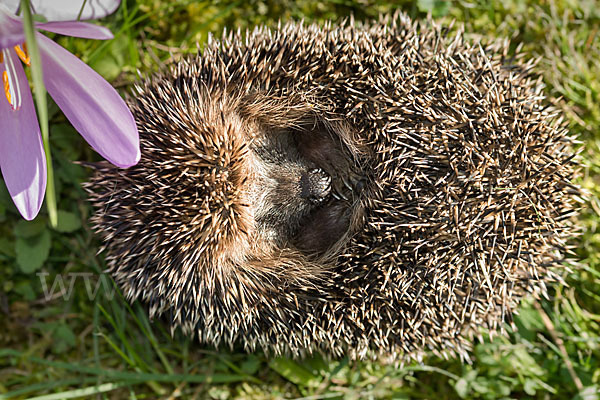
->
xmin=0 ymin=378 xmax=100 ymax=399
xmin=26 ymin=382 xmax=129 ymax=400
xmin=1 ymin=349 xmax=252 ymax=384
xmin=120 ymin=0 xmax=139 ymax=68
xmin=117 ymin=301 xmax=174 ymax=375
xmin=96 ymin=303 xmax=153 ymax=371
xmin=534 ymin=302 xmax=584 ymax=391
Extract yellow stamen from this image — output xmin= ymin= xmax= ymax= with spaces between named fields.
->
xmin=1 ymin=49 xmax=21 ymax=110
xmin=14 ymin=44 xmax=30 ymax=66
xmin=3 ymin=71 xmax=11 ymax=105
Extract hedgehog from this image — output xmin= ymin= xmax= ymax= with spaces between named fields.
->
xmin=85 ymin=13 xmax=580 ymax=362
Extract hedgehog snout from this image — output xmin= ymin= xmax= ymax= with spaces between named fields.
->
xmin=301 ymin=168 xmax=331 ymax=204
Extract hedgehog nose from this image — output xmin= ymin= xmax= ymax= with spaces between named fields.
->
xmin=301 ymin=168 xmax=331 ymax=204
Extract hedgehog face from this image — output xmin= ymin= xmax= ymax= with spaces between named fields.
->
xmin=247 ymin=129 xmax=334 ymax=245
xmin=234 ymin=94 xmax=366 ymax=256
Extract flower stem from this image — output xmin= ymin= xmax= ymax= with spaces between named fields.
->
xmin=20 ymin=0 xmax=57 ymax=227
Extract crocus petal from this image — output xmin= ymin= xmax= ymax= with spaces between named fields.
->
xmin=36 ymin=21 xmax=113 ymax=40
xmin=0 ymin=50 xmax=46 ymax=220
xmin=1 ymin=0 xmax=120 ymax=21
xmin=38 ymin=33 xmax=139 ymax=168
xmin=0 ymin=5 xmax=25 ymax=49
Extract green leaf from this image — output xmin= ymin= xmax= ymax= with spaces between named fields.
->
xmin=523 ymin=379 xmax=538 ymax=396
xmin=268 ymin=358 xmax=321 ymax=388
xmin=52 ymin=325 xmax=77 ymax=354
xmin=88 ymin=37 xmax=127 ymax=81
xmin=454 ymin=378 xmax=469 ymax=398
xmin=301 ymin=354 xmax=328 ymax=375
xmin=14 ymin=218 xmax=47 ymax=238
xmin=15 ymin=229 xmax=52 ymax=274
xmin=54 ymin=211 xmax=82 ymax=233
xmin=240 ymin=355 xmax=261 ymax=375
xmin=14 ymin=281 xmax=37 ymax=301
xmin=471 ymin=377 xmax=489 ymax=394
xmin=514 ymin=302 xmax=545 ymax=331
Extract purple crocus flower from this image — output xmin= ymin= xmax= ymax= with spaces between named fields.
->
xmin=0 ymin=0 xmax=139 ymax=220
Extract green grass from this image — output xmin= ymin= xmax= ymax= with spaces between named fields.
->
xmin=1 ymin=0 xmax=599 ymax=398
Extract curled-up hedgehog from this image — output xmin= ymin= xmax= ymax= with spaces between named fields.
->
xmin=86 ymin=13 xmax=580 ymax=361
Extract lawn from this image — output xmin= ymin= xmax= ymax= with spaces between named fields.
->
xmin=0 ymin=0 xmax=599 ymax=398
